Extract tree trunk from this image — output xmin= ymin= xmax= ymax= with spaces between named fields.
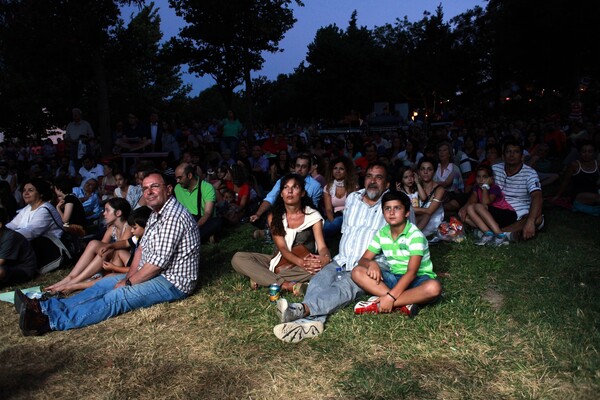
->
xmin=92 ymin=51 xmax=111 ymax=157
xmin=244 ymin=55 xmax=254 ymax=142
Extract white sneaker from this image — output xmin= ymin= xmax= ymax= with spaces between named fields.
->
xmin=475 ymin=232 xmax=494 ymax=246
xmin=276 ymin=298 xmax=305 ymax=323
xmin=491 ymin=234 xmax=509 ymax=247
xmin=273 ymin=321 xmax=324 ymax=343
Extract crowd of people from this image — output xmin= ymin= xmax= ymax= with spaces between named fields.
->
xmin=2 ymin=106 xmax=600 ymax=341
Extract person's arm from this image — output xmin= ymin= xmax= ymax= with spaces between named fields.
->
xmin=60 ymin=202 xmax=74 ymax=224
xmin=355 ymin=249 xmax=381 ymax=282
xmin=415 ymin=176 xmax=428 ymax=202
xmin=523 ymin=190 xmax=543 ymax=240
xmin=323 ymin=190 xmax=334 ymax=222
xmin=115 ymin=260 xmax=161 ymax=288
xmin=414 ymin=187 xmax=445 ymax=216
xmin=480 ymin=183 xmax=497 ymax=206
xmin=197 ymin=201 xmax=215 ymax=227
xmin=380 ymin=255 xmax=422 ymax=313
xmin=249 ymin=200 xmax=272 ymax=223
xmin=308 ymin=220 xmax=331 ymax=269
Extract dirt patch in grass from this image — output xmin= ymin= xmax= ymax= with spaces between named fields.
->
xmin=482 ymin=288 xmax=504 ymax=311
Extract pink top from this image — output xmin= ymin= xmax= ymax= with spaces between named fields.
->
xmin=328 ymin=184 xmax=348 ymax=213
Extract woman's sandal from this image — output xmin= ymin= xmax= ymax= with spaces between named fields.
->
xmin=292 ymin=282 xmax=308 ymax=297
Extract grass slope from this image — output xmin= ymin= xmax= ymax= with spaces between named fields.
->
xmin=0 ymin=207 xmax=598 ymax=399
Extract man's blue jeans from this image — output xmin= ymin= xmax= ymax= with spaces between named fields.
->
xmin=41 ymin=274 xmax=186 ymax=331
xmin=301 ymin=262 xmax=365 ymax=324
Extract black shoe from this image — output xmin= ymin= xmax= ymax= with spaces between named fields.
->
xmin=14 ymin=289 xmax=40 ymax=314
xmin=19 ymin=302 xmax=51 ymax=336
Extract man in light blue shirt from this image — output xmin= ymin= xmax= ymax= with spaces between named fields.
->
xmin=249 ymin=153 xmax=322 ymax=226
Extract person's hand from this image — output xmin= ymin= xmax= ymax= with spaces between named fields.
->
xmin=395 ymin=182 xmax=402 ymax=191
xmin=249 ymin=214 xmax=259 ymax=223
xmin=102 ymin=261 xmax=116 ymax=272
xmin=302 ymin=254 xmax=323 ymax=275
xmin=522 ymin=220 xmax=536 ymax=240
xmin=57 ymin=199 xmax=65 ymax=209
xmin=366 ymin=262 xmax=381 ymax=283
xmin=114 ymin=279 xmax=126 ymax=289
xmin=458 ymin=207 xmax=467 ymax=221
xmin=376 ymin=294 xmax=395 ymax=313
xmin=97 ymin=244 xmax=112 ymax=258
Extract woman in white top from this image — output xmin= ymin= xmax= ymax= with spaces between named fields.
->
xmin=232 ymin=174 xmax=330 ymax=295
xmin=113 ymin=172 xmax=143 ymax=210
xmin=413 ymin=158 xmax=446 ymax=237
xmin=322 ymin=156 xmax=358 ymax=238
xmin=6 ymin=178 xmax=62 ymax=240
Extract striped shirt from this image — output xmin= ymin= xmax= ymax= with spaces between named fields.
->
xmin=334 ymin=189 xmax=388 ymax=271
xmin=368 ymin=221 xmax=435 ymax=278
xmin=492 ymin=163 xmax=541 ymax=219
xmin=139 ymin=196 xmax=200 ymax=294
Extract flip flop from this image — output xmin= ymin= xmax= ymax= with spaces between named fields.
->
xmin=292 ymin=282 xmax=308 ymax=297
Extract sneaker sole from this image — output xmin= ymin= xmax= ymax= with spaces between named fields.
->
xmin=273 ymin=321 xmax=324 ymax=343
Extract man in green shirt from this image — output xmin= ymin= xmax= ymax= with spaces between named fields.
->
xmin=174 ymin=163 xmax=222 ymax=243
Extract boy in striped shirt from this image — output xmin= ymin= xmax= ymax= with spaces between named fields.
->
xmin=352 ymin=191 xmax=441 ymax=316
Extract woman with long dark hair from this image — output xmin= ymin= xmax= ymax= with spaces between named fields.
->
xmin=322 ymin=156 xmax=358 ymax=238
xmin=231 ymin=174 xmax=330 ymax=295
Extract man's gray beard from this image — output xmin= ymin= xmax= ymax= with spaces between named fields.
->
xmin=366 ymin=188 xmax=380 ymax=200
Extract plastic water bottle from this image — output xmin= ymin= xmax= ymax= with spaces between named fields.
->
xmin=264 ymin=228 xmax=273 ymax=244
xmin=335 ymin=265 xmax=343 ymax=281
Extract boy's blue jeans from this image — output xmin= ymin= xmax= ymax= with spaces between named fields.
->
xmin=41 ymin=274 xmax=186 ymax=331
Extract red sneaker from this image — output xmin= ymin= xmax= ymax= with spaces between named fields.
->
xmin=397 ymin=304 xmax=420 ymax=318
xmin=354 ymin=300 xmax=379 ymax=314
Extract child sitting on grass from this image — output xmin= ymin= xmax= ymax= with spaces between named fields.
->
xmin=55 ymin=207 xmax=151 ymax=293
xmin=458 ymin=164 xmax=516 ymax=247
xmin=351 ymin=191 xmax=441 ymax=316
xmin=101 ymin=207 xmax=151 ymax=274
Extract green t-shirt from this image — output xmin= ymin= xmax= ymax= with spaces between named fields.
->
xmin=367 ymin=221 xmax=435 ymax=278
xmin=174 ymin=179 xmax=216 ymax=217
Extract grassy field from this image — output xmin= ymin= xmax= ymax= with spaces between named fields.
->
xmin=1 ymin=206 xmax=599 ymax=399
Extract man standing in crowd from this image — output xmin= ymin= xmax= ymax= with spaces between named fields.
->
xmin=16 ymin=171 xmax=200 ymax=335
xmin=65 ymin=108 xmax=94 ymax=169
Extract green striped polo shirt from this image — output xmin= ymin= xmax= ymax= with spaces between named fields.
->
xmin=367 ymin=221 xmax=435 ymax=278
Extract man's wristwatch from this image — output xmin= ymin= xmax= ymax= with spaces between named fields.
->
xmin=125 ymin=279 xmax=132 ymax=286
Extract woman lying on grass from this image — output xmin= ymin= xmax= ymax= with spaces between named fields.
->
xmin=45 ymin=197 xmax=132 ymax=294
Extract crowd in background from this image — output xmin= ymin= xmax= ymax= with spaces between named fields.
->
xmin=1 ymin=105 xmax=600 ymax=288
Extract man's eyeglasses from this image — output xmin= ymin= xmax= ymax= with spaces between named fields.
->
xmin=142 ymin=183 xmax=166 ymax=192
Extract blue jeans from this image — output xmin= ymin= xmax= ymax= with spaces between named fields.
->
xmin=301 ymin=262 xmax=366 ymax=324
xmin=322 ymin=216 xmax=343 ymax=239
xmin=41 ymin=274 xmax=186 ymax=331
xmin=380 ymin=271 xmax=432 ymax=292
